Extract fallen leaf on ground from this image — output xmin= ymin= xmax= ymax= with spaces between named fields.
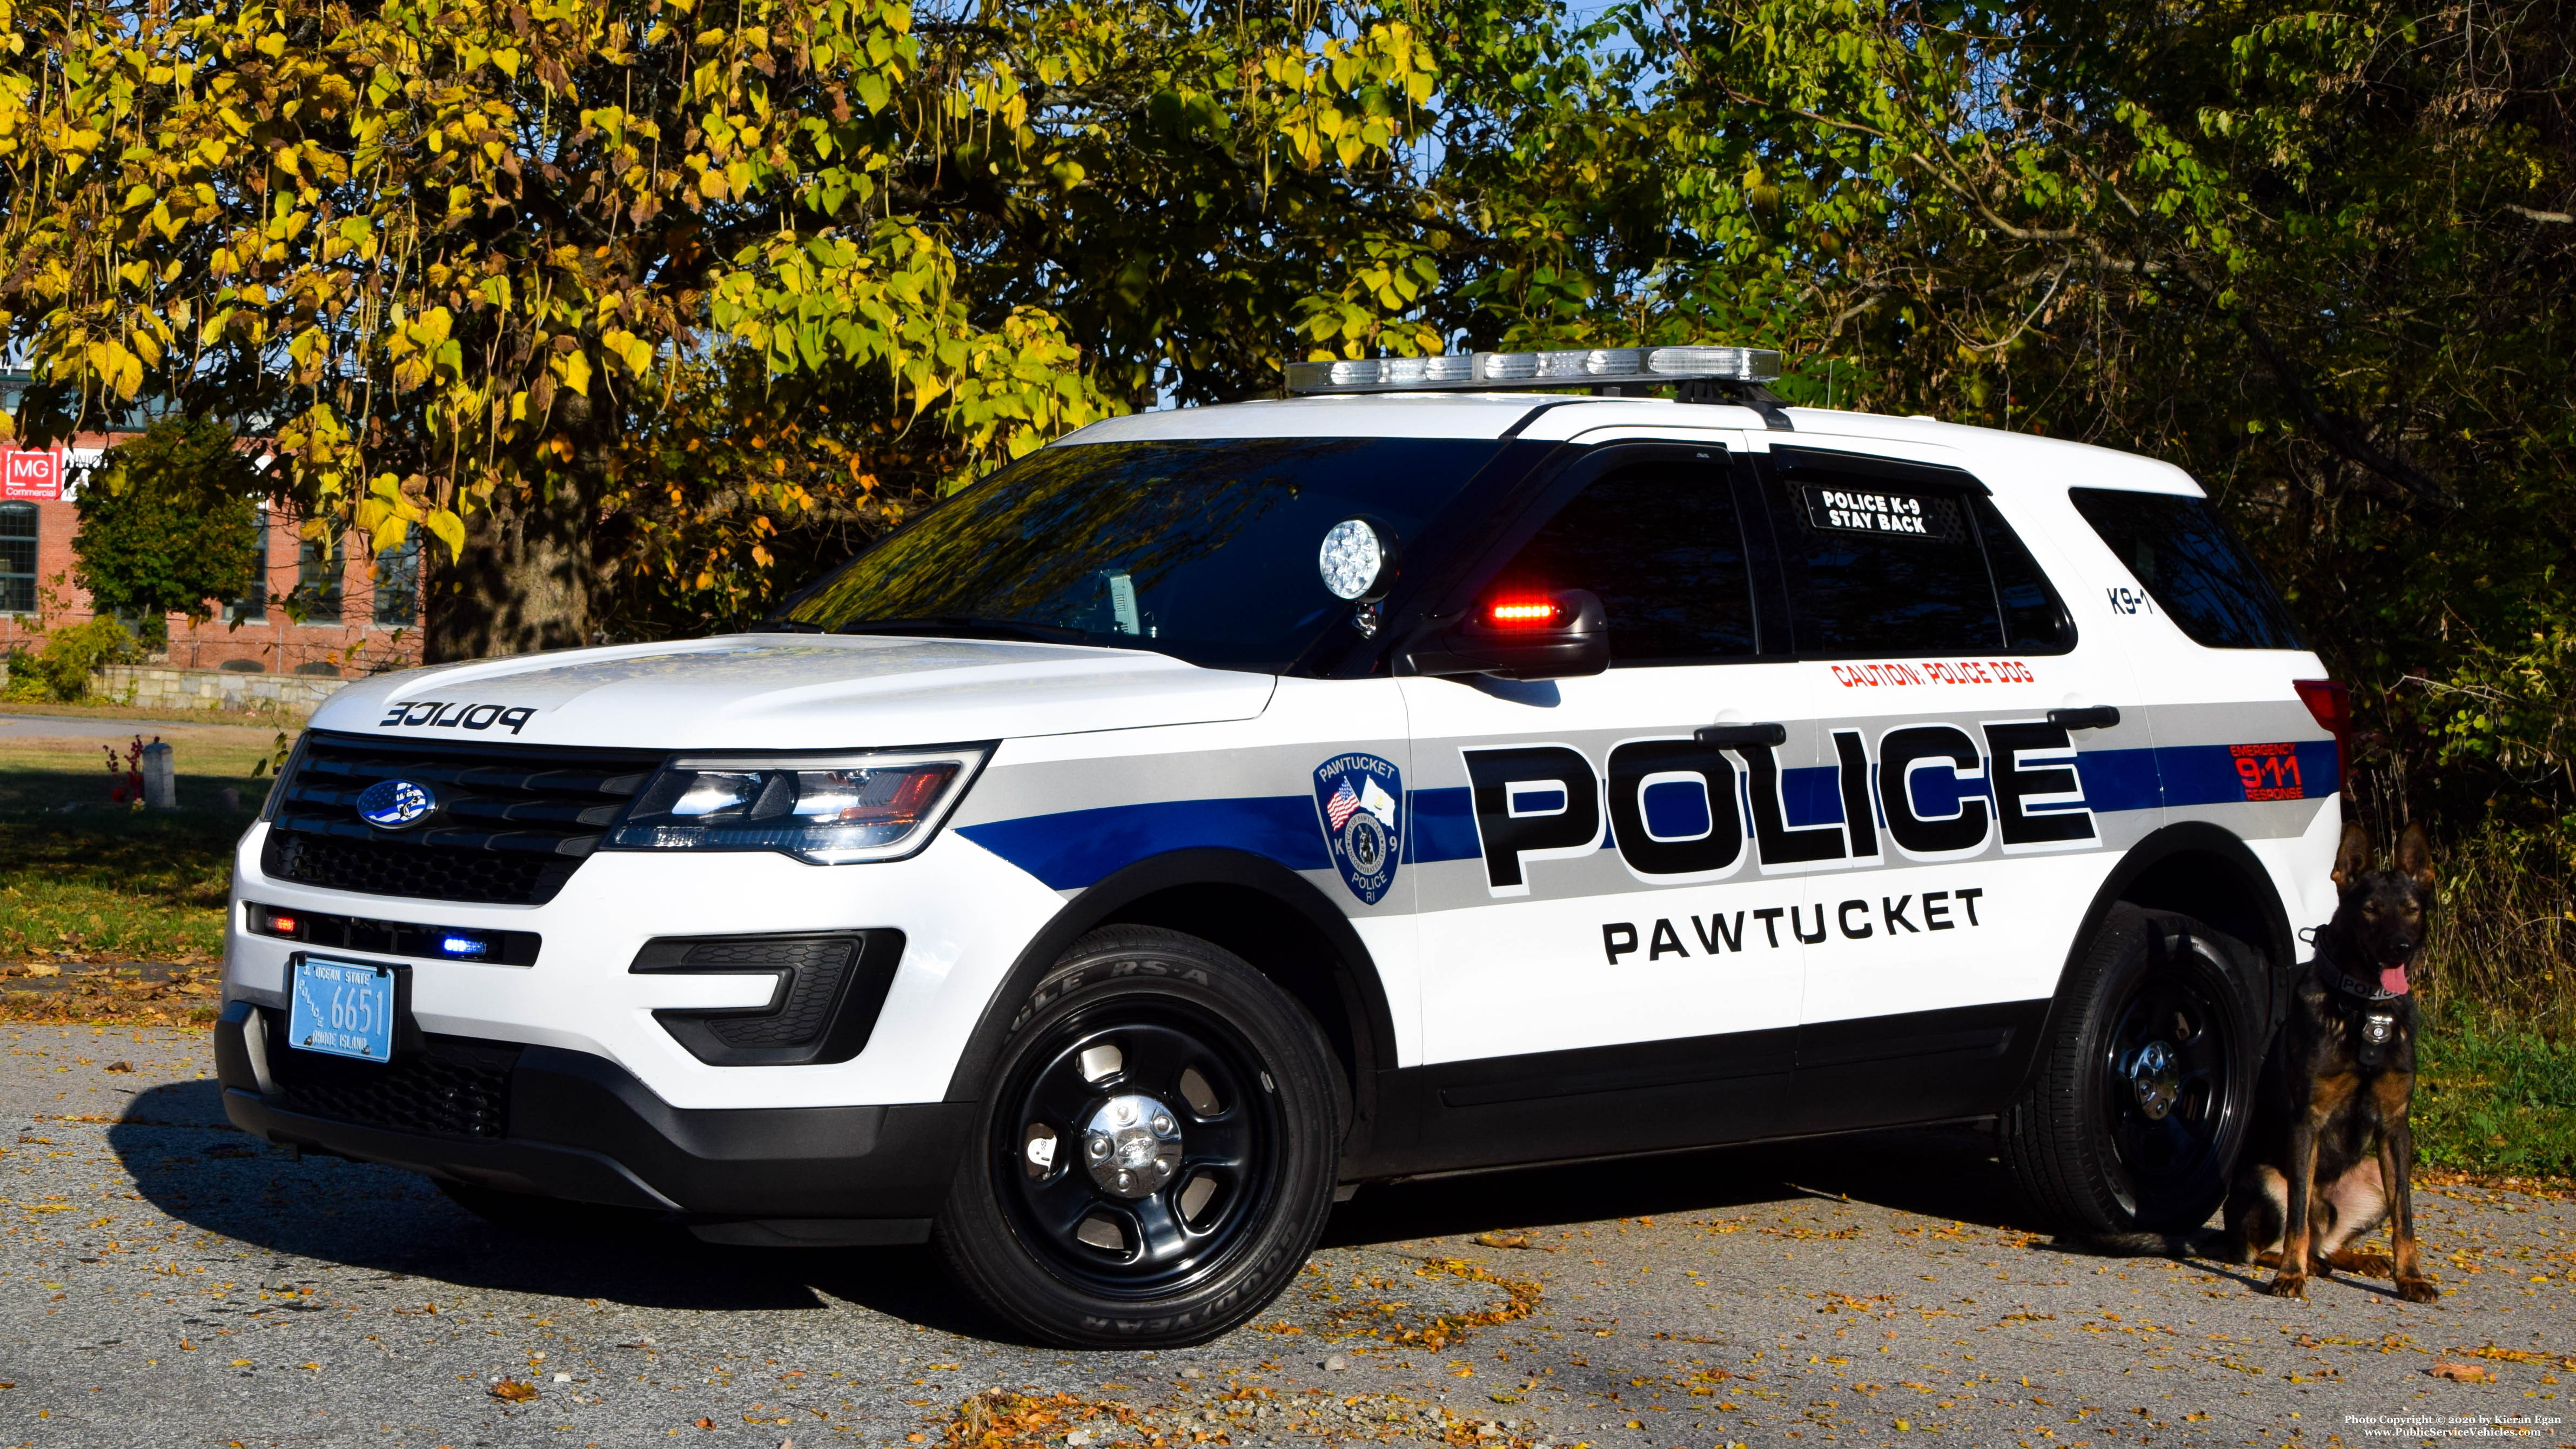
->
xmin=104 ymin=1061 xmax=133 ymax=1072
xmin=491 ymin=1379 xmax=538 ymax=1403
xmin=2431 ymin=1362 xmax=2494 ymax=1383
xmin=1474 ymin=1232 xmax=1532 ymax=1250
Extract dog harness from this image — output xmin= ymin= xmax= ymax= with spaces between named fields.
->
xmin=2312 ymin=947 xmax=2406 ymax=1068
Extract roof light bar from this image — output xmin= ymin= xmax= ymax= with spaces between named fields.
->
xmin=1284 ymin=344 xmax=1782 ymax=395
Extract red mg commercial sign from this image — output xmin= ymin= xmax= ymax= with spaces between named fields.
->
xmin=2 ymin=450 xmax=63 ymax=501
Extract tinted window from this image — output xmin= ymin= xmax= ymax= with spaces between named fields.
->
xmin=1492 ymin=460 xmax=1757 ymax=665
xmin=783 ymin=438 xmax=1501 ymax=672
xmin=1974 ymin=497 xmax=2075 ymax=652
xmin=2069 ymin=488 xmax=2303 ymax=650
xmin=1772 ymin=461 xmax=2002 ymax=655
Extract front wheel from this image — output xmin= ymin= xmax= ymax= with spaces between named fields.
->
xmin=936 ymin=927 xmax=1344 ymax=1347
xmin=2002 ymin=904 xmax=2262 ymax=1233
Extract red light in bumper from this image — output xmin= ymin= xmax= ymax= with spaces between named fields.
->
xmin=1486 ymin=598 xmax=1560 ymax=628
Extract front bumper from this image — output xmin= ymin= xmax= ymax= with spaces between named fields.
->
xmin=214 ymin=1002 xmax=970 ymax=1243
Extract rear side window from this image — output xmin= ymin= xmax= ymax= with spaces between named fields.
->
xmin=1974 ymin=498 xmax=2075 ymax=652
xmin=1769 ymin=456 xmax=2003 ymax=655
xmin=1497 ymin=459 xmax=1757 ymax=664
xmin=2069 ymin=488 xmax=2303 ymax=650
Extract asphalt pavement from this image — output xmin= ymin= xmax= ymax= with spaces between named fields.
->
xmin=4 ymin=1023 xmax=2572 ymax=1448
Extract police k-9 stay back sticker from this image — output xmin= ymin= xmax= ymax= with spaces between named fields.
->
xmin=1801 ymin=484 xmax=1966 ymax=543
xmin=1313 ymin=753 xmax=1403 ymax=905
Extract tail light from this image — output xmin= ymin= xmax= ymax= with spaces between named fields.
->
xmin=1484 ymin=596 xmax=1564 ymax=629
xmin=2293 ymin=679 xmax=2351 ymax=779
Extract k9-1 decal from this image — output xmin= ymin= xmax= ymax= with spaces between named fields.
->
xmin=1604 ymin=887 xmax=1985 ymax=963
xmin=378 ymin=700 xmax=539 ymax=734
xmin=1463 ymin=721 xmax=2094 ymax=897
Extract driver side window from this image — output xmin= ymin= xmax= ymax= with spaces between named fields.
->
xmin=1493 ymin=459 xmax=1757 ymax=665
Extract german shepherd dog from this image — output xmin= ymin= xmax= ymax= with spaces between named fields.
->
xmin=2087 ymin=823 xmax=2440 ymax=1302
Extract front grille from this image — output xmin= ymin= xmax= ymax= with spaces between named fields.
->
xmin=262 ymin=733 xmax=664 ymax=905
xmin=265 ymin=1018 xmax=519 ymax=1138
xmin=633 ymin=931 xmax=904 ymax=1067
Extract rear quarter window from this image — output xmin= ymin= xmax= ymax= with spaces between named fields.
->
xmin=2069 ymin=487 xmax=2303 ymax=650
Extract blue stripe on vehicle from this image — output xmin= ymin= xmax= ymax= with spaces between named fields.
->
xmin=2154 ymin=740 xmax=2341 ymax=809
xmin=956 ymin=797 xmax=1329 ymax=890
xmin=2075 ymin=748 xmax=2162 ymax=814
xmin=962 ymin=739 xmax=2337 ymax=889
xmin=1783 ymin=765 xmax=1843 ymax=827
xmin=2300 ymin=740 xmax=2343 ymax=798
xmin=1406 ymin=787 xmax=1479 ymax=863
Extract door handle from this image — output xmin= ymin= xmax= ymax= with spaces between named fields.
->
xmin=2047 ymin=706 xmax=2123 ymax=731
xmin=1694 ymin=722 xmax=1789 ymax=748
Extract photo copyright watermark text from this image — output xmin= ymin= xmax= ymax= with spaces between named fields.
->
xmin=2350 ymin=1413 xmax=2562 ymax=1438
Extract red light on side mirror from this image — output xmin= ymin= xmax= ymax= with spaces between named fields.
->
xmin=1486 ymin=599 xmax=1560 ymax=628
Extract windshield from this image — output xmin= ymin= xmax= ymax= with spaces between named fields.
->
xmin=780 ymin=437 xmax=1506 ymax=672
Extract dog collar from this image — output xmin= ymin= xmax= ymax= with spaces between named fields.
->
xmin=2314 ymin=949 xmax=2407 ymax=1002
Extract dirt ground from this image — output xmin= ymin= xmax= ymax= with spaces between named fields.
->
xmin=3 ymin=1023 xmax=2570 ymax=1448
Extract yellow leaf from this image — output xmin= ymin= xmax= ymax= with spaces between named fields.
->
xmin=372 ymin=514 xmax=411 ymax=553
xmin=425 ymin=508 xmax=467 ymax=559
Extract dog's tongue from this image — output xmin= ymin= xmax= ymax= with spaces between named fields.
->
xmin=2381 ymin=964 xmax=2411 ymax=996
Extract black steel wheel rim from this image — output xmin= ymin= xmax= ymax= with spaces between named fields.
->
xmin=2099 ymin=942 xmax=2239 ymax=1211
xmin=995 ymin=998 xmax=1282 ymax=1297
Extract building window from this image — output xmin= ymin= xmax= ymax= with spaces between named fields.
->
xmin=0 ymin=504 xmax=33 ymax=614
xmin=373 ymin=534 xmax=419 ymax=627
xmin=292 ymin=532 xmax=343 ymax=622
xmin=223 ymin=509 xmax=267 ymax=623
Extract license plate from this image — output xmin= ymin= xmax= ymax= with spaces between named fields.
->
xmin=287 ymin=957 xmax=397 ymax=1063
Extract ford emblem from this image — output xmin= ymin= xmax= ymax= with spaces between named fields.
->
xmin=357 ymin=779 xmax=437 ymax=830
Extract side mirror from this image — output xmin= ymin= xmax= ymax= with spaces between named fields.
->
xmin=1398 ymin=589 xmax=1609 ymax=680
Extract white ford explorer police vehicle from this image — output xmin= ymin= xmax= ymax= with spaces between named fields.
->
xmin=216 ymin=345 xmax=2347 ymax=1346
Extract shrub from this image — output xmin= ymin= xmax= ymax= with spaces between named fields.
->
xmin=2 ymin=618 xmax=142 ymax=702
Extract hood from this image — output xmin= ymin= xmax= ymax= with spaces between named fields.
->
xmin=308 ymin=634 xmax=1278 ymax=750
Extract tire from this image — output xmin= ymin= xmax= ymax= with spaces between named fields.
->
xmin=936 ymin=925 xmax=1344 ymax=1347
xmin=2002 ymin=904 xmax=2263 ymax=1235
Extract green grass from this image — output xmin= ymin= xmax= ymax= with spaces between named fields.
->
xmin=0 ymin=728 xmax=287 ymax=964
xmin=2413 ymin=1012 xmax=2576 ymax=1180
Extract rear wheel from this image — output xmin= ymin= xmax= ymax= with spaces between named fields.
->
xmin=936 ymin=926 xmax=1342 ymax=1347
xmin=2002 ymin=904 xmax=2262 ymax=1233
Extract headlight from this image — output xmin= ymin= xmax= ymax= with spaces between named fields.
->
xmin=603 ymin=747 xmax=989 ymax=864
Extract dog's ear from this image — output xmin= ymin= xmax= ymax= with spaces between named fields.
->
xmin=2396 ymin=821 xmax=2436 ymax=892
xmin=2333 ymin=824 xmax=2372 ymax=890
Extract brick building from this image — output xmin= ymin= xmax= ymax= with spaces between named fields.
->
xmin=0 ymin=373 xmax=425 ymax=679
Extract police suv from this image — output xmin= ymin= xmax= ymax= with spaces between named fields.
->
xmin=217 ymin=345 xmax=2346 ymax=1346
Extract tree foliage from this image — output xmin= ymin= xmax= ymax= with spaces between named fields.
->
xmin=70 ymin=417 xmax=260 ymax=647
xmin=1 ymin=0 xmax=1431 ymax=654
xmin=5 ymin=0 xmax=2571 ymax=826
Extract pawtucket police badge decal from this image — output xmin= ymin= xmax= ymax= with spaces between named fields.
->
xmin=1313 ymin=753 xmax=1403 ymax=905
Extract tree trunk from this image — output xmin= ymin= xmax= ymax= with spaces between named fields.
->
xmin=422 ymin=484 xmax=600 ymax=664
